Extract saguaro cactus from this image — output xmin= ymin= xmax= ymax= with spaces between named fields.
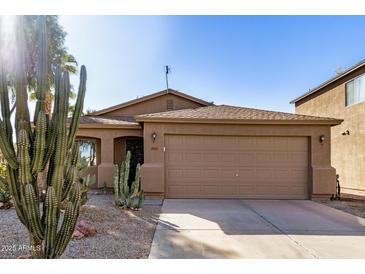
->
xmin=0 ymin=17 xmax=87 ymax=258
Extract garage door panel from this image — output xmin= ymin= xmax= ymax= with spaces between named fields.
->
xmin=185 ymin=152 xmax=203 ymax=162
xmin=237 ymin=138 xmax=257 ymax=150
xmin=237 ymin=168 xmax=256 ymax=181
xmin=202 ymin=152 xmax=222 ymax=162
xmin=167 ymin=151 xmax=184 ymax=163
xmin=202 ymin=168 xmax=220 ymax=178
xmin=238 ymin=185 xmax=257 ymax=195
xmin=183 ymin=168 xmax=202 ymax=178
xmin=165 ymin=135 xmax=309 ymax=199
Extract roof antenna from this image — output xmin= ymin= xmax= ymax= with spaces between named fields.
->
xmin=165 ymin=65 xmax=171 ymax=93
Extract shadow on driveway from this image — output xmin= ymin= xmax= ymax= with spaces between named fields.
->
xmin=149 ymin=199 xmax=365 ymax=258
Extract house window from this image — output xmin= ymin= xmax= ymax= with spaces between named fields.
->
xmin=345 ymin=74 xmax=365 ymax=106
xmin=77 ymin=139 xmax=97 ymax=167
xmin=166 ymin=99 xmax=174 ymax=110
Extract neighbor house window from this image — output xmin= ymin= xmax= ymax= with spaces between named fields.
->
xmin=345 ymin=74 xmax=365 ymax=106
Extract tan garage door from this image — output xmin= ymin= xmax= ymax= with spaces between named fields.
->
xmin=165 ymin=135 xmax=309 ymax=199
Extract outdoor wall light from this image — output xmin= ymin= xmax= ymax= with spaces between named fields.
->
xmin=319 ymin=134 xmax=325 ymax=144
xmin=151 ymin=132 xmax=157 ymax=143
xmin=341 ymin=130 xmax=350 ymax=136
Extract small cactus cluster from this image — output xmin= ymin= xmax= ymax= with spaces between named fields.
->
xmin=0 ymin=17 xmax=87 ymax=258
xmin=113 ymin=151 xmax=144 ymax=209
xmin=79 ymin=173 xmax=96 ymax=206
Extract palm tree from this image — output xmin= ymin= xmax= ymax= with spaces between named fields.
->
xmin=1 ymin=16 xmax=77 ymax=116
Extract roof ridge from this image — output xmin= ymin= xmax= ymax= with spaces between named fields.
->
xmin=87 ymin=88 xmax=212 ymax=116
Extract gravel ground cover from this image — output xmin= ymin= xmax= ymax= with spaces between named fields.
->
xmin=316 ymin=198 xmax=365 ymax=219
xmin=0 ymin=192 xmax=161 ymax=259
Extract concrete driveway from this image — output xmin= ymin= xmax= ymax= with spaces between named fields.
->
xmin=149 ymin=199 xmax=365 ymax=258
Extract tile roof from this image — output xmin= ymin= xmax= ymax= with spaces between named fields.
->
xmin=136 ymin=105 xmax=342 ymax=125
xmin=77 ymin=115 xmax=139 ymax=126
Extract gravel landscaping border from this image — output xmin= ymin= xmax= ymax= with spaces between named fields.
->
xmin=0 ymin=192 xmax=161 ymax=259
xmin=316 ymin=197 xmax=365 ymax=219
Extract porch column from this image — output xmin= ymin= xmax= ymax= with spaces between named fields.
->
xmin=97 ymin=136 xmax=115 ymax=188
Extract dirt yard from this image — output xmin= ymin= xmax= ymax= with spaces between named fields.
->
xmin=316 ymin=197 xmax=365 ymax=219
xmin=0 ymin=193 xmax=161 ymax=259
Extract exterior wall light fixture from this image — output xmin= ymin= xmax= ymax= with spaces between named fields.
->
xmin=341 ymin=130 xmax=350 ymax=136
xmin=151 ymin=132 xmax=157 ymax=143
xmin=319 ymin=135 xmax=325 ymax=144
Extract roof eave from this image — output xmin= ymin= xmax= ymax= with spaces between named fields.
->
xmin=136 ymin=117 xmax=343 ymax=126
xmin=76 ymin=123 xmax=142 ymax=129
xmin=290 ymin=60 xmax=365 ymax=104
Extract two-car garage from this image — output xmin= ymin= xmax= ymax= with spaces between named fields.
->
xmin=137 ymin=105 xmax=342 ymax=200
xmin=165 ymin=135 xmax=309 ymax=199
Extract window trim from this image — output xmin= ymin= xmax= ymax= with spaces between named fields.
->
xmin=345 ymin=72 xmax=365 ymax=107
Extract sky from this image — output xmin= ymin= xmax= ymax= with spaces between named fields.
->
xmin=59 ymin=16 xmax=365 ymax=113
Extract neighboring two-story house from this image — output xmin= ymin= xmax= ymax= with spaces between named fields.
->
xmin=291 ymin=60 xmax=365 ymax=197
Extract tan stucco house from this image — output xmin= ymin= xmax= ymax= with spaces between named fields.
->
xmin=77 ymin=88 xmax=342 ymax=200
xmin=291 ymin=60 xmax=365 ymax=197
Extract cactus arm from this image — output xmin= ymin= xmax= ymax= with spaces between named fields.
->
xmin=0 ymin=74 xmax=18 ymax=168
xmin=31 ymin=111 xmax=47 ymax=174
xmin=42 ymin=66 xmax=61 ymax=170
xmin=62 ymin=143 xmax=80 ymax=201
xmin=62 ymin=166 xmax=76 ymax=201
xmin=7 ymin=166 xmax=28 ymax=226
xmin=53 ymin=201 xmax=77 ymax=258
xmin=14 ymin=17 xmax=32 ymax=138
xmin=127 ymin=163 xmax=141 ymax=208
xmin=0 ymin=65 xmax=13 ymax=143
xmin=127 ymin=181 xmax=136 ymax=208
xmin=67 ymin=65 xmax=87 ymax=151
xmin=33 ymin=16 xmax=48 ymax=123
xmin=133 ymin=163 xmax=141 ymax=196
xmin=137 ymin=189 xmax=144 ymax=209
xmin=0 ymin=121 xmax=18 ymax=169
xmin=130 ymin=163 xmax=141 ymax=208
xmin=69 ymin=179 xmax=81 ymax=207
xmin=44 ymin=186 xmax=58 ymax=258
xmin=17 ymin=129 xmax=33 ymax=186
xmin=113 ymin=164 xmax=120 ymax=206
xmin=24 ymin=184 xmax=44 ymax=240
xmin=54 ymin=183 xmax=81 ymax=258
xmin=6 ymin=166 xmax=23 ymax=210
xmin=122 ymin=151 xmax=131 ymax=204
xmin=50 ymin=71 xmax=69 ymax=200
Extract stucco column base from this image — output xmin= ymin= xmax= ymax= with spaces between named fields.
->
xmin=141 ymin=163 xmax=164 ymax=196
xmin=312 ymin=166 xmax=336 ymax=196
xmin=97 ymin=163 xmax=115 ymax=188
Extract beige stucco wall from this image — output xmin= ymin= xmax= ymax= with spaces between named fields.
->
xmin=76 ymin=127 xmax=143 ymax=188
xmin=75 ymin=92 xmax=208 ymax=188
xmin=295 ymin=68 xmax=365 ymax=196
xmin=141 ymin=122 xmax=336 ymax=199
xmin=100 ymin=93 xmax=206 ymax=117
